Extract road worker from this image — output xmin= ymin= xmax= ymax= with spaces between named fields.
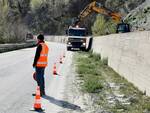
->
xmin=33 ymin=34 xmax=49 ymax=96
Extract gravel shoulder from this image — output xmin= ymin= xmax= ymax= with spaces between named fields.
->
xmin=59 ymin=53 xmax=96 ymax=113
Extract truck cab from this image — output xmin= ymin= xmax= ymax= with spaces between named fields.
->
xmin=66 ymin=27 xmax=89 ymax=51
xmin=116 ymin=22 xmax=130 ymax=33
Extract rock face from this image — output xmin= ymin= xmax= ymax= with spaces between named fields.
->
xmin=125 ymin=0 xmax=150 ymax=31
xmin=0 ymin=0 xmax=149 ymax=36
xmin=69 ymin=0 xmax=146 ymax=19
xmin=65 ymin=0 xmax=147 ymax=34
xmin=104 ymin=0 xmax=145 ymax=15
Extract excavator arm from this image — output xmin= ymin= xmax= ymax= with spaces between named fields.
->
xmin=74 ymin=1 xmax=130 ymax=33
xmin=75 ymin=1 xmax=122 ymax=25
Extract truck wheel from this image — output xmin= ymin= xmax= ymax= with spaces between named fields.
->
xmin=86 ymin=37 xmax=93 ymax=52
xmin=67 ymin=47 xmax=71 ymax=51
xmin=81 ymin=47 xmax=86 ymax=51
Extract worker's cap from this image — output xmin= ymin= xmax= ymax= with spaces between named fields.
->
xmin=37 ymin=34 xmax=44 ymax=40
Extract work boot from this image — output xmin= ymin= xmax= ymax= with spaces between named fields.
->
xmin=32 ymin=93 xmax=36 ymax=96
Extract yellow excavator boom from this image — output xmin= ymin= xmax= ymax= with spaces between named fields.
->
xmin=73 ymin=1 xmax=130 ymax=33
xmin=77 ymin=1 xmax=122 ymax=24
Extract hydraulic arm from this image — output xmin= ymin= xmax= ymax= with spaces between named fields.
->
xmin=75 ymin=1 xmax=122 ymax=25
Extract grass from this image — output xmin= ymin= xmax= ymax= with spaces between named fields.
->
xmin=83 ymin=74 xmax=103 ymax=93
xmin=75 ymin=52 xmax=150 ymax=113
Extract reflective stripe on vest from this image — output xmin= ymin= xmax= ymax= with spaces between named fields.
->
xmin=36 ymin=43 xmax=49 ymax=67
xmin=37 ymin=62 xmax=48 ymax=65
xmin=40 ymin=54 xmax=48 ymax=57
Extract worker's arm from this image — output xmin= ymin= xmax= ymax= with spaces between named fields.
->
xmin=33 ymin=44 xmax=42 ymax=67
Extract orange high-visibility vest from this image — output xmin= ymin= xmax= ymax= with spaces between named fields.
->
xmin=36 ymin=43 xmax=49 ymax=67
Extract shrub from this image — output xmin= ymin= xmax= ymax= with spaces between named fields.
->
xmin=31 ymin=0 xmax=45 ymax=9
xmin=83 ymin=75 xmax=103 ymax=93
xmin=92 ymin=15 xmax=116 ymax=36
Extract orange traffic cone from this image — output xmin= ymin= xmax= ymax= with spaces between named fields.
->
xmin=53 ymin=63 xmax=57 ymax=75
xmin=33 ymin=86 xmax=44 ymax=111
xmin=60 ymin=56 xmax=63 ymax=64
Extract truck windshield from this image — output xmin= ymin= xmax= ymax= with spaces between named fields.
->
xmin=117 ymin=24 xmax=130 ymax=33
xmin=69 ymin=29 xmax=86 ymax=36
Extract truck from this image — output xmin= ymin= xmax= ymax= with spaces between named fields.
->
xmin=26 ymin=32 xmax=34 ymax=40
xmin=66 ymin=26 xmax=92 ymax=51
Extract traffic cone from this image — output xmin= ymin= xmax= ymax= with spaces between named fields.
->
xmin=60 ymin=56 xmax=63 ymax=64
xmin=33 ymin=86 xmax=44 ymax=111
xmin=53 ymin=63 xmax=57 ymax=75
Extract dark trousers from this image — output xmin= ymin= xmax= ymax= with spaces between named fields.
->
xmin=36 ymin=67 xmax=45 ymax=94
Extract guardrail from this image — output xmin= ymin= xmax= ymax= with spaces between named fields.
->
xmin=0 ymin=40 xmax=36 ymax=53
xmin=45 ymin=35 xmax=67 ymax=43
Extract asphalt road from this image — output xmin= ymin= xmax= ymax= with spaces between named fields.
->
xmin=0 ymin=41 xmax=74 ymax=113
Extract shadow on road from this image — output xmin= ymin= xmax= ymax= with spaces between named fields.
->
xmin=43 ymin=95 xmax=83 ymax=111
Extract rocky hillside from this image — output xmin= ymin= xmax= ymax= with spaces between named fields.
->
xmin=0 ymin=0 xmax=149 ymax=43
xmin=64 ymin=0 xmax=147 ymax=34
xmin=19 ymin=0 xmax=148 ymax=35
xmin=102 ymin=0 xmax=145 ymax=14
xmin=125 ymin=0 xmax=150 ymax=31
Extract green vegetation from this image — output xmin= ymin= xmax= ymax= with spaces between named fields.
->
xmin=30 ymin=0 xmax=45 ymax=9
xmin=0 ymin=1 xmax=8 ymax=43
xmin=0 ymin=0 xmax=29 ymax=43
xmin=92 ymin=15 xmax=116 ymax=36
xmin=75 ymin=51 xmax=106 ymax=93
xmin=29 ymin=0 xmax=68 ymax=35
xmin=75 ymin=52 xmax=150 ymax=113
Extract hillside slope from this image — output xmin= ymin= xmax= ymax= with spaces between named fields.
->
xmin=0 ymin=0 xmax=149 ymax=43
xmin=125 ymin=0 xmax=150 ymax=31
xmin=25 ymin=0 xmax=148 ymax=35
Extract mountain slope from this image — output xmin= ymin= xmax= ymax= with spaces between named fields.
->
xmin=125 ymin=0 xmax=150 ymax=31
xmin=0 ymin=0 xmax=149 ymax=42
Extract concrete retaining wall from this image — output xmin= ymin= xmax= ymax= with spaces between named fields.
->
xmin=92 ymin=31 xmax=150 ymax=96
